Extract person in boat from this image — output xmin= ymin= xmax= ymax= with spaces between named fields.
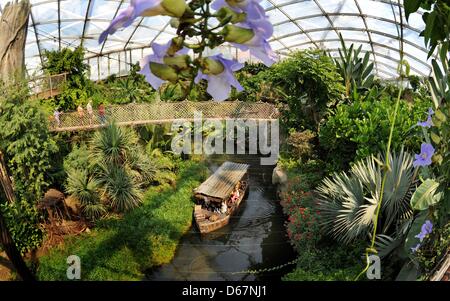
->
xmin=220 ymin=202 xmax=227 ymax=214
xmin=230 ymin=182 xmax=241 ymax=204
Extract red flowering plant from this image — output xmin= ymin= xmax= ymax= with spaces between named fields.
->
xmin=280 ymin=174 xmax=322 ymax=253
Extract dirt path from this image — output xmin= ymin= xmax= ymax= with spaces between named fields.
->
xmin=0 ymin=252 xmax=14 ymax=281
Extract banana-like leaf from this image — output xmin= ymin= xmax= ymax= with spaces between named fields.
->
xmin=410 ymin=179 xmax=443 ymax=210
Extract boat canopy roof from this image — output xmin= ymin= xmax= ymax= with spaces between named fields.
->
xmin=195 ymin=162 xmax=250 ymax=201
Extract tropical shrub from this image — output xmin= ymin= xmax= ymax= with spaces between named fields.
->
xmin=65 ymin=169 xmax=106 ymax=220
xmin=64 ymin=122 xmax=156 ymax=218
xmin=279 ymin=161 xmax=364 ymax=281
xmin=0 ymin=199 xmax=43 ymax=255
xmin=42 ymin=47 xmax=93 ymax=111
xmin=97 ymin=163 xmax=143 ymax=212
xmin=265 ymin=50 xmax=345 ymax=130
xmin=286 ymin=130 xmax=316 ymax=163
xmin=319 ymin=91 xmax=431 ymax=171
xmin=37 ymin=161 xmax=208 ymax=280
xmin=316 ymin=149 xmax=416 ymax=244
xmin=92 ymin=63 xmax=157 ymax=105
xmin=334 ymin=34 xmax=375 ymax=97
xmin=63 ymin=143 xmax=90 ymax=173
xmin=404 ymin=0 xmax=450 ymax=56
xmin=0 ymin=81 xmax=58 ymax=202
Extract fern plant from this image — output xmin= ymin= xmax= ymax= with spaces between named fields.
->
xmin=316 ymin=149 xmax=416 ymax=244
xmin=334 ymin=33 xmax=375 ymax=97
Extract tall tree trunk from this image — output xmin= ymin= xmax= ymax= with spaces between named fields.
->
xmin=0 ymin=152 xmax=35 ymax=281
xmin=0 ymin=2 xmax=35 ymax=281
xmin=0 ymin=209 xmax=36 ymax=281
xmin=0 ymin=151 xmax=15 ymax=203
xmin=0 ymin=0 xmax=31 ymax=82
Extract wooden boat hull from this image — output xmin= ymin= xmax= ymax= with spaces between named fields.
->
xmin=194 ymin=183 xmax=248 ymax=234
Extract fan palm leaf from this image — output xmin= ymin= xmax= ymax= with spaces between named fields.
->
xmin=317 ymin=148 xmax=415 ymax=244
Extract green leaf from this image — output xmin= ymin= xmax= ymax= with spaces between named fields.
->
xmin=404 ymin=0 xmax=422 ymax=20
xmin=410 ymin=179 xmax=443 ymax=210
xmin=404 ymin=210 xmax=428 ymax=255
xmin=395 ymin=260 xmax=420 ymax=281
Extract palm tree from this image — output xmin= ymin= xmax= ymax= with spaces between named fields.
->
xmin=316 ymin=149 xmax=416 ymax=244
xmin=65 ymin=169 xmax=106 ymax=220
xmin=97 ymin=163 xmax=143 ymax=212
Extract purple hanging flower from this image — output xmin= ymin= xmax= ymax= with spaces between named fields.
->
xmin=413 ymin=143 xmax=435 ymax=168
xmin=195 ymin=54 xmax=244 ymax=101
xmin=230 ymin=18 xmax=277 ymax=66
xmin=99 ymin=0 xmax=186 ymax=44
xmin=415 ymin=220 xmax=433 ymax=242
xmin=139 ymin=40 xmax=189 ymax=90
xmin=417 ymin=108 xmax=434 ymax=128
xmin=216 ymin=0 xmax=276 ymax=66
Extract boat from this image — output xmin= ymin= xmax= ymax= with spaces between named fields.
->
xmin=193 ymin=161 xmax=250 ymax=234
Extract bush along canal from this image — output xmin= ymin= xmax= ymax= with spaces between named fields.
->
xmin=146 ymin=155 xmax=296 ymax=281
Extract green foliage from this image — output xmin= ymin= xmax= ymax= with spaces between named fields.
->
xmin=231 ymin=62 xmax=271 ymax=102
xmin=234 ymin=50 xmax=344 ymax=129
xmin=319 ymin=91 xmax=431 ymax=170
xmin=413 ymin=221 xmax=450 ymax=275
xmin=316 ymin=149 xmax=416 ymax=244
xmin=264 ymin=50 xmax=345 ymax=130
xmin=0 ymin=82 xmax=58 ymax=202
xmin=63 ymin=143 xmax=90 ymax=173
xmin=0 ymin=200 xmax=43 ymax=255
xmin=334 ymin=34 xmax=375 ymax=97
xmin=279 ymin=162 xmax=365 ymax=281
xmin=92 ymin=63 xmax=157 ymax=105
xmin=37 ymin=161 xmax=209 ymax=280
xmin=410 ymin=179 xmax=443 ymax=211
xmin=65 ymin=169 xmax=106 ymax=220
xmin=63 ymin=123 xmax=158 ymax=217
xmin=282 ymin=245 xmax=364 ymax=281
xmin=42 ymin=47 xmax=92 ymax=111
xmin=286 ymin=130 xmax=316 ymax=163
xmin=404 ymin=0 xmax=450 ymax=56
xmin=97 ymin=163 xmax=143 ymax=212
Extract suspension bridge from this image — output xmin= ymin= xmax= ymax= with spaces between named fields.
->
xmin=49 ymin=101 xmax=280 ymax=132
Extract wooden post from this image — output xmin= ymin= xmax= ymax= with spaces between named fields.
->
xmin=0 ymin=0 xmax=31 ymax=82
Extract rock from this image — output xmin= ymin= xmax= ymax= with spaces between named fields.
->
xmin=272 ymin=164 xmax=287 ymax=185
xmin=64 ymin=195 xmax=81 ymax=215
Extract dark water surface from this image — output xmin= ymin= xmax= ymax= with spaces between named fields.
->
xmin=146 ymin=155 xmax=296 ymax=281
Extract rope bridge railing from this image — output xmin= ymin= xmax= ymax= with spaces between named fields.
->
xmin=49 ymin=101 xmax=280 ymax=132
xmin=29 ymin=73 xmax=68 ymax=100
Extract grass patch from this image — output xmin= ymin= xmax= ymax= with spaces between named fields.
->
xmin=37 ymin=161 xmax=209 ymax=280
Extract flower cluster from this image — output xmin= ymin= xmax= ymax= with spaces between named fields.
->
xmin=98 ymin=0 xmax=276 ymax=101
xmin=411 ymin=220 xmax=433 ymax=253
xmin=413 ymin=108 xmax=436 ymax=168
xmin=280 ymin=176 xmax=321 ymax=253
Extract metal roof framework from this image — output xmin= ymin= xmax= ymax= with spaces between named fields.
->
xmin=0 ymin=0 xmax=433 ymax=80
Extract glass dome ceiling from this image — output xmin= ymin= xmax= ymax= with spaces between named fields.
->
xmin=0 ymin=0 xmax=433 ymax=80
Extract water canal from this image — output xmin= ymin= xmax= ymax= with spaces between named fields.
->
xmin=146 ymin=155 xmax=296 ymax=281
